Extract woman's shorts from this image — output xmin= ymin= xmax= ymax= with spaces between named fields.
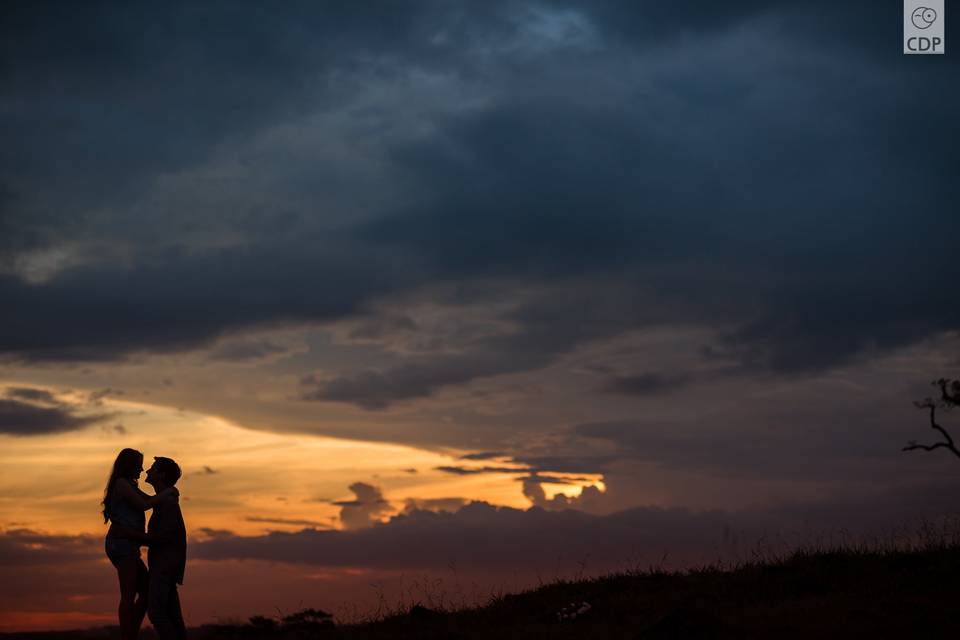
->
xmin=105 ymin=537 xmax=141 ymax=565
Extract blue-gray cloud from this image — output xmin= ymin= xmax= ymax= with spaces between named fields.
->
xmin=0 ymin=1 xmax=956 ymax=409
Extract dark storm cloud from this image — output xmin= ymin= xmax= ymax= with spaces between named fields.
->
xmin=0 ymin=0 xmax=524 ymax=252
xmin=192 ymin=502 xmax=732 ymax=571
xmin=191 ymin=479 xmax=960 ymax=571
xmin=519 ymin=474 xmax=595 ymax=484
xmin=0 ymin=241 xmax=406 ymax=361
xmin=0 ymin=529 xmax=100 ymax=566
xmin=435 ymin=465 xmax=528 ymax=476
xmin=0 ymin=0 xmax=957 ymax=400
xmin=570 ymin=395 xmax=931 ymax=482
xmin=574 ymin=0 xmax=895 ymax=53
xmin=205 ymin=338 xmax=290 ymax=362
xmin=509 ymin=454 xmax=620 ymax=475
xmin=601 ymin=372 xmax=694 ymax=397
xmin=301 ymin=343 xmax=562 ymax=409
xmin=345 ymin=314 xmax=418 ymax=342
xmin=193 ymin=527 xmax=234 ymax=540
xmin=438 ymin=457 xmax=613 ymax=478
xmin=3 ymin=483 xmax=956 ymax=577
xmin=460 ymin=451 xmax=508 ymax=460
xmin=335 ymin=482 xmax=394 ymax=530
xmin=244 ymin=516 xmax=329 ymax=528
xmin=356 ymin=53 xmax=959 ymax=376
xmin=521 ymin=477 xmax=606 ymax=512
xmin=0 ymin=398 xmax=113 ymax=436
xmin=4 ymin=387 xmax=60 ymax=405
xmin=301 ymin=355 xmax=516 ymax=410
xmin=302 ymin=283 xmax=690 ymax=408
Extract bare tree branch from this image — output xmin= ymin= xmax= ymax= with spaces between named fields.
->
xmin=937 ymin=378 xmax=960 ymax=406
xmin=902 ymin=441 xmax=957 ymax=454
xmin=903 ymin=383 xmax=960 ymax=460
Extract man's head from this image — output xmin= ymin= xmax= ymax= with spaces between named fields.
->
xmin=146 ymin=456 xmax=182 ymax=489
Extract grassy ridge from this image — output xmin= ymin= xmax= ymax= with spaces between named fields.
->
xmin=329 ymin=544 xmax=960 ymax=638
xmin=6 ymin=540 xmax=960 ymax=639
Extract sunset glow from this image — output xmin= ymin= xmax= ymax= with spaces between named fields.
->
xmin=0 ymin=383 xmax=605 ymax=538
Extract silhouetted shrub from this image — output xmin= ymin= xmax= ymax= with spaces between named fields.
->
xmin=281 ymin=608 xmax=335 ymax=635
xmin=247 ymin=616 xmax=277 ymax=634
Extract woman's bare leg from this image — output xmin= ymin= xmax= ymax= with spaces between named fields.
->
xmin=116 ymin=557 xmax=147 ymax=640
xmin=133 ymin=559 xmax=149 ymax=637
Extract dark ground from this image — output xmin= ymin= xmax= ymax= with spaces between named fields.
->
xmin=5 ymin=542 xmax=960 ymax=639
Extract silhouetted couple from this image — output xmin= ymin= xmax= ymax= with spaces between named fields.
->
xmin=102 ymin=448 xmax=187 ymax=640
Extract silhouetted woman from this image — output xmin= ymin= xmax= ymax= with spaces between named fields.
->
xmin=102 ymin=448 xmax=178 ymax=640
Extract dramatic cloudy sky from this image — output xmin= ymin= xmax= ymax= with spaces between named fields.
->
xmin=1 ymin=0 xmax=958 ymax=631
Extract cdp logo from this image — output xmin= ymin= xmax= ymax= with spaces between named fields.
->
xmin=904 ymin=0 xmax=945 ymax=54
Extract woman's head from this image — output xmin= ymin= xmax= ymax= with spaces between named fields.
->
xmin=101 ymin=448 xmax=144 ymax=523
xmin=111 ymin=448 xmax=144 ymax=481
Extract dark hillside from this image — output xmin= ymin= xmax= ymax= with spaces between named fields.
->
xmin=6 ymin=542 xmax=960 ymax=639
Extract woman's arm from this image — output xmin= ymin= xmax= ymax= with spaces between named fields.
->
xmin=115 ymin=478 xmax=178 ymax=511
xmin=108 ymin=522 xmax=149 ymax=543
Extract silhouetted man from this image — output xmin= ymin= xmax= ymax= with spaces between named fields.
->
xmin=144 ymin=457 xmax=187 ymax=640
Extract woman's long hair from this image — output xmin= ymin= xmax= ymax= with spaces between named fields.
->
xmin=101 ymin=448 xmax=143 ymax=523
